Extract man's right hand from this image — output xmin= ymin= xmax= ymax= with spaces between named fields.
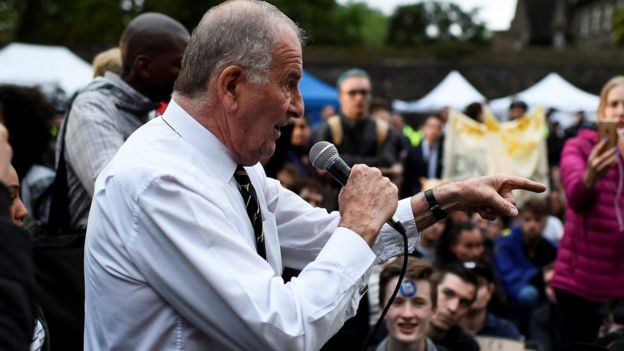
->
xmin=0 ymin=124 xmax=12 ymax=183
xmin=338 ymin=164 xmax=398 ymax=246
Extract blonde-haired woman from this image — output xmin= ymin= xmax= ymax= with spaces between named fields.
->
xmin=551 ymin=76 xmax=624 ymax=347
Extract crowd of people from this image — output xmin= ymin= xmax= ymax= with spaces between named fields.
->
xmin=0 ymin=1 xmax=622 ymax=350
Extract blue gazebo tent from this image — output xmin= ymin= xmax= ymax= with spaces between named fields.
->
xmin=300 ymin=70 xmax=339 ymax=126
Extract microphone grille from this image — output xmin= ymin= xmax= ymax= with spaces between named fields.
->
xmin=309 ymin=141 xmax=338 ymax=170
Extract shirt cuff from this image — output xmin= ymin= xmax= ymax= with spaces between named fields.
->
xmin=371 ymin=198 xmax=420 ymax=264
xmin=316 ymin=227 xmax=377 ymax=286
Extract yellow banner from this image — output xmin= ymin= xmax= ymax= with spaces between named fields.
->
xmin=442 ymin=107 xmax=549 ymax=204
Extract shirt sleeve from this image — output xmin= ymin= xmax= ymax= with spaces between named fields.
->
xmin=127 ymin=175 xmax=378 ymax=351
xmin=64 ymin=95 xmax=125 ymax=197
xmin=262 ymin=176 xmax=420 ymax=269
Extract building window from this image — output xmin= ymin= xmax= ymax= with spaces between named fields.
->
xmin=604 ymin=4 xmax=614 ymax=32
xmin=580 ymin=10 xmax=590 ymax=38
xmin=592 ymin=6 xmax=602 ymax=34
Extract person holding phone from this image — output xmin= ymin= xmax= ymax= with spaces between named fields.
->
xmin=551 ymin=76 xmax=624 ymax=348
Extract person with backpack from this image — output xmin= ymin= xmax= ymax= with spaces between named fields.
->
xmin=314 ymin=68 xmax=397 ymax=171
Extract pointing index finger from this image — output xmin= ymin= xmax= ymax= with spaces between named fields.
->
xmin=503 ymin=176 xmax=547 ymax=193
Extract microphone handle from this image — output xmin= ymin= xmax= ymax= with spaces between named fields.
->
xmin=326 ymin=158 xmax=406 ymax=234
xmin=326 ymin=158 xmax=351 ymax=186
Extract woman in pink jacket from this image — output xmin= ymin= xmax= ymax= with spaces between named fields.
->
xmin=551 ymin=76 xmax=624 ymax=348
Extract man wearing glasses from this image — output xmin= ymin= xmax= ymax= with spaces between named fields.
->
xmin=315 ymin=68 xmax=398 ymax=171
xmin=428 ymin=262 xmax=481 ymax=351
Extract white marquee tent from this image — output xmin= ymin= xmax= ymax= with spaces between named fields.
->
xmin=0 ymin=43 xmax=93 ymax=95
xmin=489 ymin=73 xmax=599 ymax=119
xmin=393 ymin=70 xmax=486 ymax=113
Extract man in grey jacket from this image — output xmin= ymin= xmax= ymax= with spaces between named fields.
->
xmin=60 ymin=13 xmax=189 ymax=231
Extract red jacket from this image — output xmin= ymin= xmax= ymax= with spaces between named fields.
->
xmin=552 ymin=129 xmax=624 ymax=303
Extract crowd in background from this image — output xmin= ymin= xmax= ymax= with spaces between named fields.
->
xmin=1 ymin=9 xmax=624 ymax=351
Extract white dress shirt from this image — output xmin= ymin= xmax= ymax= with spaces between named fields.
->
xmin=84 ymin=100 xmax=419 ymax=350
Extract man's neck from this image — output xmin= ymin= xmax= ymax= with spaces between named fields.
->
xmin=428 ymin=322 xmax=448 ymax=342
xmin=424 ymin=138 xmax=438 ymax=147
xmin=460 ymin=308 xmax=486 ymax=335
xmin=121 ymin=72 xmax=151 ymax=102
xmin=387 ymin=336 xmax=425 ymax=351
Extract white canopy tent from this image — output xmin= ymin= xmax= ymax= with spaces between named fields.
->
xmin=489 ymin=73 xmax=599 ymax=125
xmin=393 ymin=70 xmax=486 ymax=113
xmin=0 ymin=43 xmax=93 ymax=95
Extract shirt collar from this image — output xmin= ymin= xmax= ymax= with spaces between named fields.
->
xmin=161 ymin=99 xmax=238 ymax=182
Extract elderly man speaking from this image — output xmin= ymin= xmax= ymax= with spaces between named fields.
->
xmin=83 ymin=1 xmax=545 ymax=350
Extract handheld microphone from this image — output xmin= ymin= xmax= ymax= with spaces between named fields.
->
xmin=309 ymin=141 xmax=405 ymax=234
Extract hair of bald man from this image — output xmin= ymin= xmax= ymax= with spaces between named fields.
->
xmin=119 ymin=12 xmax=189 ymax=75
xmin=174 ymin=0 xmax=306 ymax=98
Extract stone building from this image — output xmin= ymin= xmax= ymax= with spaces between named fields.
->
xmin=494 ymin=0 xmax=623 ymax=50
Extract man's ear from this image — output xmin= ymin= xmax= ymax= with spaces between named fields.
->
xmin=217 ymin=66 xmax=243 ymax=112
xmin=133 ymin=54 xmax=151 ymax=79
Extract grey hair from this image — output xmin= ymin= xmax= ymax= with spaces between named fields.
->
xmin=174 ymin=0 xmax=306 ymax=97
xmin=336 ymin=68 xmax=370 ymax=90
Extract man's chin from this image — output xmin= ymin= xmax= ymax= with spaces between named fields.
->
xmin=260 ymin=144 xmax=276 ymax=160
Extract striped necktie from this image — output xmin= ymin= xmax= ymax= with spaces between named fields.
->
xmin=233 ymin=165 xmax=266 ymax=260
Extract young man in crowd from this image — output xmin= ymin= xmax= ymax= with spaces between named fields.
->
xmin=428 ymin=262 xmax=480 ymax=351
xmin=495 ymin=198 xmax=557 ymax=309
xmin=495 ymin=198 xmax=557 ymax=333
xmin=460 ymin=261 xmax=523 ymax=341
xmin=376 ymin=257 xmax=446 ymax=351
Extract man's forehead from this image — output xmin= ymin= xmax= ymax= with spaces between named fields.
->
xmin=439 ymin=274 xmax=475 ymax=297
xmin=340 ymin=76 xmax=370 ymax=89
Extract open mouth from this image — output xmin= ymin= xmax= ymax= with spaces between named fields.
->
xmin=274 ymin=120 xmax=289 ymax=131
xmin=398 ymin=322 xmax=418 ymax=334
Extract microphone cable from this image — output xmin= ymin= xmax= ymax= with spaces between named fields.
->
xmin=308 ymin=141 xmax=410 ymax=349
xmin=361 ymin=221 xmax=408 ymax=351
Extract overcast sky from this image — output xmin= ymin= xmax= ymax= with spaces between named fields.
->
xmin=337 ymin=0 xmax=518 ymax=31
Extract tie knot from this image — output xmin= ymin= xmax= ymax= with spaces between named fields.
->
xmin=234 ymin=165 xmax=251 ymax=186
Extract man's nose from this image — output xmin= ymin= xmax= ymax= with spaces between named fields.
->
xmin=400 ymin=303 xmax=416 ymax=317
xmin=289 ymin=89 xmax=304 ymax=119
xmin=447 ymin=298 xmax=459 ymax=313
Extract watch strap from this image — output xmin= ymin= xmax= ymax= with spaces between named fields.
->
xmin=424 ymin=188 xmax=447 ymax=220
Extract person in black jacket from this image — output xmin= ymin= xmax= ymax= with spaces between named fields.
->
xmin=0 ymin=123 xmax=38 ymax=351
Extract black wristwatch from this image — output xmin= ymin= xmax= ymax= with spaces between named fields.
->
xmin=424 ymin=188 xmax=447 ymax=220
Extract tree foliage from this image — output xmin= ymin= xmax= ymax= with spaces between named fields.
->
xmin=387 ymin=2 xmax=489 ymax=48
xmin=614 ymin=8 xmax=624 ymax=46
xmin=0 ymin=0 xmax=485 ymax=55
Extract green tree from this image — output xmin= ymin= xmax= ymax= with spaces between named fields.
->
xmin=271 ymin=0 xmax=387 ymax=47
xmin=387 ymin=1 xmax=489 ymax=48
xmin=387 ymin=3 xmax=429 ymax=47
xmin=0 ymin=0 xmax=390 ymax=52
xmin=613 ymin=8 xmax=624 ymax=46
